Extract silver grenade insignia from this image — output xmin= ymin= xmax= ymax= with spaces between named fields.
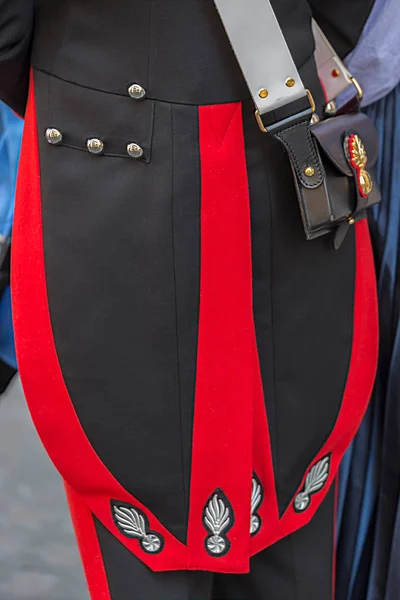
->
xmin=112 ymin=503 xmax=164 ymax=554
xmin=250 ymin=475 xmax=263 ymax=535
xmin=203 ymin=490 xmax=233 ymax=556
xmin=294 ymin=456 xmax=330 ymax=512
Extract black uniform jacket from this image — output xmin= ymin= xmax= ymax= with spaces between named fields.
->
xmin=0 ymin=0 xmax=378 ymax=575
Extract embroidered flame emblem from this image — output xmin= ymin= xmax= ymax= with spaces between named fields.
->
xmin=346 ymin=133 xmax=373 ymax=197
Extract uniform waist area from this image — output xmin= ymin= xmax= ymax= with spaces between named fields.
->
xmin=31 ymin=56 xmax=321 ymax=111
xmin=31 ymin=55 xmax=324 ymax=166
xmin=31 ymin=0 xmax=317 ymax=107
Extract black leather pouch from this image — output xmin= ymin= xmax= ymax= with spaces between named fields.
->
xmin=275 ymin=112 xmax=381 ymax=244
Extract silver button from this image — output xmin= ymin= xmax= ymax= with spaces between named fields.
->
xmin=86 ymin=138 xmax=104 ymax=155
xmin=45 ymin=128 xmax=63 ymax=145
xmin=127 ymin=143 xmax=144 ymax=159
xmin=128 ymin=83 xmax=146 ymax=100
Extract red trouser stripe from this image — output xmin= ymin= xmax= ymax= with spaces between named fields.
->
xmin=187 ymin=103 xmax=256 ymax=572
xmin=65 ymin=483 xmax=112 ymax=600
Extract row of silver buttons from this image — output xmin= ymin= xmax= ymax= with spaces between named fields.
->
xmin=45 ymin=128 xmax=144 ymax=159
xmin=45 ymin=83 xmax=147 ymax=158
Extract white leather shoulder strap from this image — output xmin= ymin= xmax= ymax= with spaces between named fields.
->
xmin=213 ymin=0 xmax=308 ymax=116
xmin=312 ymin=20 xmax=355 ymax=103
xmin=213 ymin=0 xmax=359 ymax=118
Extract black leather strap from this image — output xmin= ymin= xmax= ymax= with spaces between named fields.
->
xmin=274 ymin=119 xmax=324 ymax=189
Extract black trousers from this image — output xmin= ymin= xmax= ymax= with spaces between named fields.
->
xmin=86 ymin=487 xmax=336 ymax=600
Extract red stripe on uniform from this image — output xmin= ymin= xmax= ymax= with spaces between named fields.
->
xmin=65 ymin=483 xmax=112 ymax=600
xmin=186 ymin=103 xmax=256 ymax=572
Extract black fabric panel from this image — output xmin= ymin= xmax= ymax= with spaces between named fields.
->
xmin=171 ymin=103 xmax=201 ymax=521
xmin=212 ymin=485 xmax=336 ymax=600
xmin=94 ymin=517 xmax=213 ymax=600
xmin=0 ymin=0 xmax=35 ymax=115
xmin=31 ymin=0 xmax=314 ymax=105
xmin=244 ymin=63 xmax=355 ymax=515
xmin=309 ymin=0 xmax=376 ymax=59
xmin=267 ymin=150 xmax=354 ymax=517
xmin=243 ymin=101 xmax=277 ymax=470
xmin=36 ymin=69 xmax=201 ymax=542
xmin=36 ymin=70 xmax=156 ymax=159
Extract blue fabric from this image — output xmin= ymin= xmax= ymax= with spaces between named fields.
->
xmin=0 ymin=287 xmax=16 ymax=368
xmin=344 ymin=0 xmax=400 ymax=107
xmin=337 ymin=83 xmax=400 ymax=600
xmin=0 ymin=105 xmax=22 ymax=236
xmin=336 ymin=439 xmax=353 ymax=536
xmin=0 ymin=103 xmax=23 ymax=369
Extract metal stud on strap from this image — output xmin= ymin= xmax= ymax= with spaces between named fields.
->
xmin=312 ymin=21 xmax=363 ymax=104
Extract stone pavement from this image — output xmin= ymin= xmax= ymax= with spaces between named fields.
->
xmin=0 ymin=377 xmax=89 ymax=600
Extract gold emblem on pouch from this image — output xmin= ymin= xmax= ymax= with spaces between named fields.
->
xmin=346 ymin=133 xmax=373 ymax=197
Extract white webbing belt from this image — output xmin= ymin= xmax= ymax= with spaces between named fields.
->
xmin=213 ymin=0 xmax=359 ymax=119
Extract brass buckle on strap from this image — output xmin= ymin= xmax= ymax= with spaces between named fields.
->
xmin=350 ymin=76 xmax=363 ymax=101
xmin=255 ymin=89 xmax=316 ymax=133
